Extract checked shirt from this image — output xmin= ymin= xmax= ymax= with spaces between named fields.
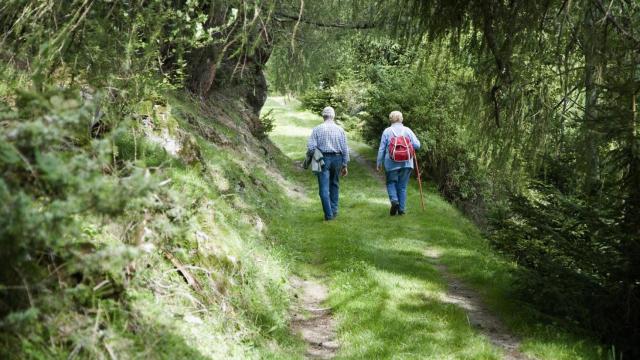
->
xmin=307 ymin=120 xmax=350 ymax=166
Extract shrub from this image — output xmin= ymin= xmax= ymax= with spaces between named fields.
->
xmin=253 ymin=109 xmax=276 ymax=139
xmin=489 ymin=182 xmax=639 ymax=352
xmin=300 ymin=75 xmax=369 ymax=123
xmin=361 ymin=67 xmax=490 ymax=223
xmin=0 ymin=87 xmax=156 ymax=353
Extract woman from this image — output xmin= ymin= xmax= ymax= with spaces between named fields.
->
xmin=376 ymin=111 xmax=421 ymax=216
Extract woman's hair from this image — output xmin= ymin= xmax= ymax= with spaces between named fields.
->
xmin=389 ymin=111 xmax=403 ymax=123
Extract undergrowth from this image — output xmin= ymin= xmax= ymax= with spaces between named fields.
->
xmin=0 ymin=84 xmax=302 ymax=358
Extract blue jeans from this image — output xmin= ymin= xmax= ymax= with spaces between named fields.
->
xmin=316 ymin=154 xmax=342 ymax=220
xmin=386 ymin=167 xmax=412 ymax=212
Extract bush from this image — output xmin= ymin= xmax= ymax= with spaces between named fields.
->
xmin=489 ymin=182 xmax=639 ymax=353
xmin=300 ymin=75 xmax=369 ymax=123
xmin=361 ymin=67 xmax=490 ymax=223
xmin=253 ymin=109 xmax=276 ymax=139
xmin=300 ymin=87 xmax=333 ymax=115
xmin=0 ymin=88 xmax=158 ymax=355
xmin=0 ymin=85 xmax=298 ymax=358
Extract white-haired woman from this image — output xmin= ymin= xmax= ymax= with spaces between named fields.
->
xmin=376 ymin=111 xmax=421 ymax=216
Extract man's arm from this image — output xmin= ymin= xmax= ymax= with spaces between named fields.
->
xmin=340 ymin=129 xmax=350 ymax=166
xmin=307 ymin=128 xmax=317 ymax=154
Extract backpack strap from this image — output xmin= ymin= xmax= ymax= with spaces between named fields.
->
xmin=390 ymin=126 xmax=413 ymax=158
xmin=390 ymin=126 xmax=405 ymax=138
xmin=390 ymin=126 xmax=409 ymax=143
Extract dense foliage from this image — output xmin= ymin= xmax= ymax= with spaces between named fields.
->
xmin=269 ymin=0 xmax=640 ymax=356
xmin=0 ymin=1 xmax=294 ymax=358
xmin=1 ymin=0 xmax=638 ymax=357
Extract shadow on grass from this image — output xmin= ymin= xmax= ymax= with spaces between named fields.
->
xmin=265 ymin=96 xmax=602 ymax=359
xmin=325 ymin=253 xmax=499 ymax=359
xmin=130 ymin=322 xmax=211 ymax=360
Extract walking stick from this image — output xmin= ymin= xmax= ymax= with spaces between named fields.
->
xmin=414 ymin=156 xmax=425 ymax=211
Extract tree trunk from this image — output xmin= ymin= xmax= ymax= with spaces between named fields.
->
xmin=188 ymin=47 xmax=220 ymax=98
xmin=581 ymin=1 xmax=601 ymax=195
xmin=625 ymin=87 xmax=639 ymax=233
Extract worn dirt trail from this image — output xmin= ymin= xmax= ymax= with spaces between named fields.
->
xmin=355 ymin=148 xmax=533 ymax=360
xmin=423 ymin=248 xmax=534 ymax=360
xmin=288 ymin=147 xmax=532 ymax=359
xmin=290 ymin=277 xmax=339 ymax=359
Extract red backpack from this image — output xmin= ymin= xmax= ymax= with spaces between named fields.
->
xmin=388 ymin=128 xmax=414 ymax=162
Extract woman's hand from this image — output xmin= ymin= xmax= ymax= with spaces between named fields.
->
xmin=376 ymin=164 xmax=382 ymax=173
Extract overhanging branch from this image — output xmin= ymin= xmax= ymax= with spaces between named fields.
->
xmin=274 ymin=12 xmax=377 ymax=29
xmin=593 ymin=0 xmax=640 ymax=48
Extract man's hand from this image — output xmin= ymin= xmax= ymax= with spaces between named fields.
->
xmin=341 ymin=166 xmax=348 ymax=177
xmin=376 ymin=164 xmax=382 ymax=173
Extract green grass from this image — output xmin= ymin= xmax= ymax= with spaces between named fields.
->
xmin=0 ymin=88 xmax=604 ymax=359
xmin=4 ymin=95 xmax=307 ymax=360
xmin=263 ymin=96 xmax=605 ymax=359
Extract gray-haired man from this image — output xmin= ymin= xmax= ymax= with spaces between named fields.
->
xmin=307 ymin=107 xmax=349 ymax=221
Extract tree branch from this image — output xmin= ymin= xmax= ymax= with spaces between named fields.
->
xmin=291 ymin=0 xmax=304 ymax=52
xmin=274 ymin=12 xmax=376 ymax=29
xmin=593 ymin=0 xmax=640 ymax=48
xmin=481 ymin=1 xmax=512 ymax=83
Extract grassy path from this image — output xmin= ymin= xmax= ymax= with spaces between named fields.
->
xmin=263 ymin=97 xmax=602 ymax=360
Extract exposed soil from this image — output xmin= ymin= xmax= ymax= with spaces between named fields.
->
xmin=353 ymin=147 xmax=532 ymax=359
xmin=290 ymin=276 xmax=339 ymax=359
xmin=423 ymin=248 xmax=534 ymax=360
xmin=350 ymin=149 xmax=383 ymax=181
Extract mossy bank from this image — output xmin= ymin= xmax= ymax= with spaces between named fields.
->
xmin=0 ymin=83 xmax=306 ymax=358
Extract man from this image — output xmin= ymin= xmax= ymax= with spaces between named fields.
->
xmin=307 ymin=106 xmax=349 ymax=221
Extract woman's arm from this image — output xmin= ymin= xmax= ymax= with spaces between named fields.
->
xmin=408 ymin=128 xmax=421 ymax=150
xmin=376 ymin=130 xmax=387 ymax=167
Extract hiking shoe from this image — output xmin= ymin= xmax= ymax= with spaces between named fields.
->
xmin=390 ymin=201 xmax=399 ymax=216
xmin=398 ymin=210 xmax=405 ymax=216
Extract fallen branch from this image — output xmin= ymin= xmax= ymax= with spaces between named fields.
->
xmin=163 ymin=250 xmax=203 ymax=292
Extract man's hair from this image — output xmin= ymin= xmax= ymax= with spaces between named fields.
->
xmin=389 ymin=111 xmax=403 ymax=123
xmin=322 ymin=106 xmax=335 ymax=120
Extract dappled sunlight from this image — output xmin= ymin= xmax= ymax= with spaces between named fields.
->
xmin=271 ymin=124 xmax=311 ymax=137
xmin=265 ymin=96 xmax=605 ymax=359
xmin=353 ymin=196 xmax=389 ymax=206
xmin=1 ymin=0 xmax=628 ymax=356
xmin=267 ymin=96 xmax=294 ymax=107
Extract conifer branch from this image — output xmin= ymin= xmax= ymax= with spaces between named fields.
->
xmin=593 ymin=0 xmax=640 ymax=47
xmin=274 ymin=12 xmax=376 ymax=29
